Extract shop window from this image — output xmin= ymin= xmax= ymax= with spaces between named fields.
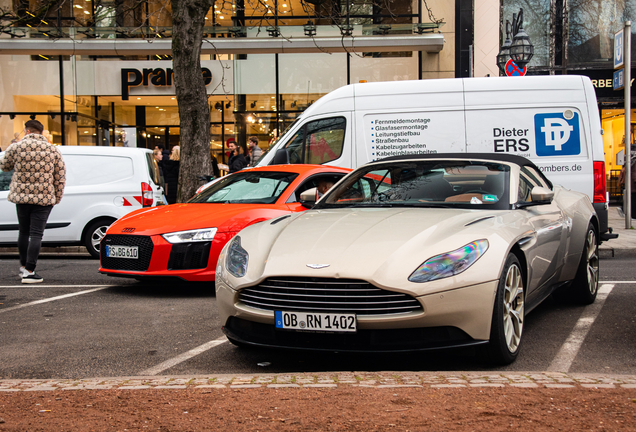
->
xmin=284 ymin=117 xmax=346 ymax=165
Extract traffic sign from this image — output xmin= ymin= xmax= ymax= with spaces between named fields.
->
xmin=614 ymin=69 xmax=625 ymax=90
xmin=615 ymin=29 xmax=624 ymax=69
xmin=505 ymin=59 xmax=527 ymax=76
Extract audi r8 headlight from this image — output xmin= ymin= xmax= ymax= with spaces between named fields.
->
xmin=162 ymin=228 xmax=217 ymax=244
xmin=408 ymin=239 xmax=489 ymax=283
xmin=226 ymin=236 xmax=248 ymax=278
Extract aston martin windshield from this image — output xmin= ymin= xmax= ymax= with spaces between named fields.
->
xmin=189 ymin=171 xmax=298 ymax=204
xmin=315 ymin=160 xmax=510 ymax=210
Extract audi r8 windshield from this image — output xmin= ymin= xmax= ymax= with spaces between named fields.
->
xmin=315 ymin=160 xmax=510 ymax=210
xmin=189 ymin=171 xmax=299 ymax=204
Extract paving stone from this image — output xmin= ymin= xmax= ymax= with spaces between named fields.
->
xmin=230 ymin=384 xmax=262 ymax=389
xmin=469 ymin=384 xmax=506 ymax=388
xmin=154 ymin=385 xmax=188 ymax=389
xmin=377 ymin=385 xmax=423 ymax=389
xmin=304 ymin=384 xmax=338 ymax=388
xmin=510 ymin=383 xmax=539 ymax=388
xmin=24 ymin=387 xmax=57 ymax=391
xmin=195 ymin=385 xmax=226 ymax=389
xmin=431 ymin=384 xmax=466 ymax=388
xmin=118 ymin=386 xmax=151 ymax=390
xmin=267 ymin=384 xmax=301 ymax=388
xmin=544 ymin=384 xmax=576 ymax=388
xmin=580 ymin=384 xmax=615 ymax=389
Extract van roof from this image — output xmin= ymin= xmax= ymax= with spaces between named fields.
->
xmin=57 ymin=146 xmax=152 ymax=155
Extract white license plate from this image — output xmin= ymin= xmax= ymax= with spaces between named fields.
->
xmin=106 ymin=245 xmax=139 ymax=259
xmin=275 ymin=311 xmax=356 ymax=332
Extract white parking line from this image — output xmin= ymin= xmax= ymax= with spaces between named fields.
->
xmin=139 ymin=337 xmax=229 ymax=376
xmin=0 ymin=286 xmax=111 ymax=314
xmin=547 ymin=284 xmax=614 ymax=373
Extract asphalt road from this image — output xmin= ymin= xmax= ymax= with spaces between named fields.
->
xmin=0 ymin=252 xmax=635 ymax=379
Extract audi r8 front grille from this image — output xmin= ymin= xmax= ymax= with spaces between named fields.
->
xmin=100 ymin=234 xmax=153 ymax=271
xmin=238 ymin=277 xmax=422 ymax=316
xmin=167 ymin=242 xmax=211 ymax=270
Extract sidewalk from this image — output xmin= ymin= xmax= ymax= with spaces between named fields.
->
xmin=600 ymin=205 xmax=636 ymax=256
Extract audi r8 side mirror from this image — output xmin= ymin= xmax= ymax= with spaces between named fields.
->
xmin=530 ymin=186 xmax=554 ymax=204
xmin=300 ymin=187 xmax=318 ymax=208
xmin=271 ymin=148 xmax=290 ymax=165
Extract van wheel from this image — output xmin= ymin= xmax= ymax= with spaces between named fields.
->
xmin=484 ymin=253 xmax=525 ymax=365
xmin=83 ymin=219 xmax=114 ymax=259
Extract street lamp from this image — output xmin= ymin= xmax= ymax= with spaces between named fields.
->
xmin=496 ymin=21 xmax=512 ymax=74
xmin=497 ymin=8 xmax=534 ymax=75
xmin=509 ymin=10 xmax=534 ymax=68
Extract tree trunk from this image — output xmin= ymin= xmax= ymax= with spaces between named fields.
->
xmin=171 ymin=0 xmax=213 ymax=202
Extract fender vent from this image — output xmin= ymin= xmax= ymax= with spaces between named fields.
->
xmin=121 ymin=227 xmax=136 ymax=233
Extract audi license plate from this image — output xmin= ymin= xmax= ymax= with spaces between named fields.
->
xmin=106 ymin=245 xmax=139 ymax=259
xmin=275 ymin=311 xmax=356 ymax=332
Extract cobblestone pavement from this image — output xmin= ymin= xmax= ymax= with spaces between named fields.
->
xmin=2 ymin=372 xmax=636 ymax=392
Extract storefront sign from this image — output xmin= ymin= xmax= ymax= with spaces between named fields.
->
xmin=575 ymin=69 xmax=636 ymax=100
xmin=121 ymin=67 xmax=212 ymax=100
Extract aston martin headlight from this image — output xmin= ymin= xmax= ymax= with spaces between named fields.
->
xmin=162 ymin=228 xmax=217 ymax=244
xmin=408 ymin=239 xmax=489 ymax=283
xmin=226 ymin=236 xmax=248 ymax=278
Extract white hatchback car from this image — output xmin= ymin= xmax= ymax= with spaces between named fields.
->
xmin=0 ymin=146 xmax=166 ymax=258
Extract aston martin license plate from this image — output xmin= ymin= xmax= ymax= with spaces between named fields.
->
xmin=105 ymin=245 xmax=139 ymax=259
xmin=275 ymin=311 xmax=357 ymax=332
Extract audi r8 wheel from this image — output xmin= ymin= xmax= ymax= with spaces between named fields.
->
xmin=486 ymin=253 xmax=525 ymax=365
xmin=571 ymin=223 xmax=599 ymax=305
xmin=83 ymin=219 xmax=114 ymax=259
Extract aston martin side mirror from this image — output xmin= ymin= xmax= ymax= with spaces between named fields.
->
xmin=299 ymin=187 xmax=318 ymax=208
xmin=530 ymin=186 xmax=554 ymax=204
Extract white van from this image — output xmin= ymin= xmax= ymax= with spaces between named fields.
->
xmin=0 ymin=146 xmax=166 ymax=257
xmin=258 ymin=75 xmax=616 ymax=241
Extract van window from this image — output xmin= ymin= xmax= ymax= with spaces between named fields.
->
xmin=146 ymin=153 xmax=162 ymax=186
xmin=63 ymin=155 xmax=134 ymax=186
xmin=0 ymin=170 xmax=12 ymax=191
xmin=283 ymin=117 xmax=346 ymax=165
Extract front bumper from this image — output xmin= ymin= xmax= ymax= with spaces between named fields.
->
xmin=216 ymin=278 xmax=498 ymax=352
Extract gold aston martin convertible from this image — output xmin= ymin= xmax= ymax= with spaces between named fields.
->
xmin=215 ymin=154 xmax=600 ymax=365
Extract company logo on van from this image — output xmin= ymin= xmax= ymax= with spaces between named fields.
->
xmin=534 ymin=113 xmax=580 ymax=156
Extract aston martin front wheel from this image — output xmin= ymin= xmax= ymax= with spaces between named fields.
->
xmin=486 ymin=253 xmax=525 ymax=365
xmin=571 ymin=223 xmax=599 ymax=305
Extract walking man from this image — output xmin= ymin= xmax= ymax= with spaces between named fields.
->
xmin=0 ymin=120 xmax=66 ymax=283
xmin=247 ymin=136 xmax=262 ymax=166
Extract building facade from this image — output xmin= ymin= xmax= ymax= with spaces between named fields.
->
xmin=0 ymin=0 xmax=460 ymax=164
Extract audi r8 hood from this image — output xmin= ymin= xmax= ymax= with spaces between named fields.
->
xmin=228 ymin=207 xmax=532 ymax=296
xmin=108 ymin=203 xmax=292 ymax=236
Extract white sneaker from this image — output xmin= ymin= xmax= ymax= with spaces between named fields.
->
xmin=19 ymin=266 xmax=27 ymax=277
xmin=22 ymin=271 xmax=43 ymax=284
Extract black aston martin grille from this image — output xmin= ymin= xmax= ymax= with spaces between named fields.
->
xmin=100 ymin=235 xmax=153 ymax=271
xmin=238 ymin=277 xmax=422 ymax=315
xmin=167 ymin=242 xmax=211 ymax=270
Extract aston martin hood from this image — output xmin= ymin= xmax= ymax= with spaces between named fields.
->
xmin=258 ymin=207 xmax=504 ymax=280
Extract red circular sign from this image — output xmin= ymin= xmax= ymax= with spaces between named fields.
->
xmin=505 ymin=59 xmax=527 ymax=76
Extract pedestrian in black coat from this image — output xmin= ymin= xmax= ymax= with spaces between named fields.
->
xmin=228 ymin=142 xmax=248 ymax=173
xmin=163 ymin=146 xmax=180 ymax=204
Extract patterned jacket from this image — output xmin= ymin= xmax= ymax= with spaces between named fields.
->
xmin=0 ymin=134 xmax=66 ymax=206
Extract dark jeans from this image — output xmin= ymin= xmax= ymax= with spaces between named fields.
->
xmin=16 ymin=204 xmax=53 ymax=272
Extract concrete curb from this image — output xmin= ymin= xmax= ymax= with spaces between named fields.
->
xmin=2 ymin=372 xmax=635 ymax=392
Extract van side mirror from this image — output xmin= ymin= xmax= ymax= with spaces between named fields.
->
xmin=299 ymin=187 xmax=318 ymax=208
xmin=530 ymin=186 xmax=554 ymax=204
xmin=271 ymin=148 xmax=290 ymax=165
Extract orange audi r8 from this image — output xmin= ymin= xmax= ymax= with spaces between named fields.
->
xmin=99 ymin=165 xmax=351 ymax=282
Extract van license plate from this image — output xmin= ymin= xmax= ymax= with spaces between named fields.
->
xmin=275 ymin=311 xmax=356 ymax=332
xmin=106 ymin=245 xmax=139 ymax=259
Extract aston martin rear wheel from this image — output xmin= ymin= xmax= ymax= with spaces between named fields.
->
xmin=571 ymin=223 xmax=599 ymax=305
xmin=486 ymin=253 xmax=525 ymax=365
